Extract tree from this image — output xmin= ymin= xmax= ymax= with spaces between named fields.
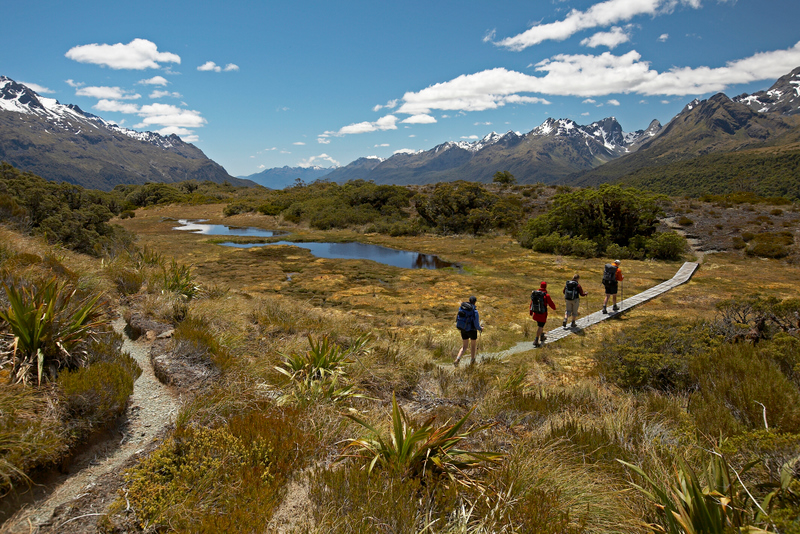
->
xmin=492 ymin=170 xmax=516 ymax=186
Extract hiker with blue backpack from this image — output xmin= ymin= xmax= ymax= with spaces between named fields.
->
xmin=530 ymin=282 xmax=556 ymax=348
xmin=562 ymin=273 xmax=588 ymax=329
xmin=454 ymin=295 xmax=482 ymax=367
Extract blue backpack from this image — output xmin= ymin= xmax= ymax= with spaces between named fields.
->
xmin=456 ymin=302 xmax=476 ymax=331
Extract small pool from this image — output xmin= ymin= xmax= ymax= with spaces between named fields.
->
xmin=172 ymin=219 xmax=454 ymax=270
xmin=173 ymin=219 xmax=278 ymax=237
xmin=220 ymin=241 xmax=454 ymax=270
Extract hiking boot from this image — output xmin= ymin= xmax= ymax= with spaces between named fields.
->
xmin=612 ymin=304 xmax=619 ymax=311
xmin=453 ymin=357 xmax=460 ymax=367
xmin=563 ymin=318 xmax=568 ymax=328
xmin=571 ymin=321 xmax=577 ymax=328
xmin=469 ymin=357 xmax=476 ymax=366
xmin=533 ymin=339 xmax=540 ymax=347
xmin=540 ymin=333 xmax=546 ymax=342
xmin=602 ymin=306 xmax=608 ymax=314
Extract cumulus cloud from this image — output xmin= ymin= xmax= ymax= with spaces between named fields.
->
xmin=77 ymin=86 xmax=141 ymax=100
xmin=494 ymin=0 xmax=700 ymax=51
xmin=658 ymin=33 xmax=669 ymax=42
xmin=373 ymin=99 xmax=399 ymax=112
xmin=293 ymin=142 xmax=306 ymax=145
xmin=139 ymin=76 xmax=168 ymax=86
xmin=94 ymin=99 xmax=140 ymax=114
xmin=461 ymin=135 xmax=479 ymax=139
xmin=322 ymin=114 xmax=399 ymax=137
xmin=197 ymin=61 xmax=239 ymax=72
xmin=20 ymin=82 xmax=54 ymax=94
xmin=607 ymin=98 xmax=621 ymax=105
xmin=317 ymin=137 xmax=331 ymax=144
xmin=582 ymin=98 xmax=597 ymax=103
xmin=298 ymin=153 xmax=339 ymax=168
xmin=394 ymin=148 xmax=420 ymax=155
xmin=65 ymin=38 xmax=180 ymax=70
xmin=374 ymin=143 xmax=390 ymax=147
xmin=65 ymin=79 xmax=84 ymax=88
xmin=393 ymin=40 xmax=800 ymax=117
xmin=401 ymin=114 xmax=437 ymax=124
xmin=134 ymin=103 xmax=207 ymax=129
xmin=580 ymin=26 xmax=631 ymax=49
xmin=149 ymin=90 xmax=182 ymax=99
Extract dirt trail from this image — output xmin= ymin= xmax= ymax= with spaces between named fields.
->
xmin=1 ymin=318 xmax=181 ymax=533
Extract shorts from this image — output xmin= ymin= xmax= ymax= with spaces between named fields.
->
xmin=536 ymin=321 xmax=546 ymax=328
xmin=460 ymin=329 xmax=478 ymax=340
xmin=565 ymin=298 xmax=580 ymax=317
xmin=604 ymin=281 xmax=618 ymax=295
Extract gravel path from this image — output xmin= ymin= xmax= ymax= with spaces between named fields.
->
xmin=1 ymin=318 xmax=181 ymax=533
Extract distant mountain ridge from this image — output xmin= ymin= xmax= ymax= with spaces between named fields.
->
xmin=325 ymin=117 xmax=662 ymax=186
xmin=0 ymin=76 xmax=251 ymax=191
xmin=241 ymin=165 xmax=335 ymax=189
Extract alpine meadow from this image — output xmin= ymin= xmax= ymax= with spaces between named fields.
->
xmin=2 ymin=1 xmax=800 ymax=533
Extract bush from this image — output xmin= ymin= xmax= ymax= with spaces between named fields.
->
xmin=677 ymin=215 xmax=694 ymax=226
xmin=527 ymin=232 xmax=599 ymax=257
xmin=646 ymin=231 xmax=687 ymax=260
xmin=690 ymin=343 xmax=800 ymax=436
xmin=593 ymin=318 xmax=719 ymax=392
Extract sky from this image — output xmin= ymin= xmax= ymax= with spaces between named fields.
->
xmin=3 ymin=0 xmax=800 ymax=177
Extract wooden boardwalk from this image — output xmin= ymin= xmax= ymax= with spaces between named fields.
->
xmin=476 ymin=261 xmax=700 ymax=362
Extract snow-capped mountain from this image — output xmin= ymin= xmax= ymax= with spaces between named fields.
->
xmin=325 ymin=117 xmax=661 ymax=186
xmin=0 ymin=76 xmax=247 ymax=190
xmin=733 ymin=66 xmax=800 ymax=116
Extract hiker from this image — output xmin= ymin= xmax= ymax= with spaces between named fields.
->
xmin=602 ymin=259 xmax=624 ymax=314
xmin=530 ymin=281 xmax=556 ymax=347
xmin=562 ymin=274 xmax=588 ymax=328
xmin=454 ymin=295 xmax=482 ymax=366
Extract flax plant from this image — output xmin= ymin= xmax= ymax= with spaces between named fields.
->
xmin=345 ymin=392 xmax=503 ymax=484
xmin=0 ymin=278 xmax=107 ymax=385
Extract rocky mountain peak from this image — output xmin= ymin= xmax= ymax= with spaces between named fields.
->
xmin=733 ymin=65 xmax=800 ymax=116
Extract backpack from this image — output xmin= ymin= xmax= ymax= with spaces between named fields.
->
xmin=602 ymin=263 xmax=618 ymax=284
xmin=530 ymin=290 xmax=547 ymax=314
xmin=456 ymin=302 xmax=476 ymax=330
xmin=564 ymin=280 xmax=579 ymax=300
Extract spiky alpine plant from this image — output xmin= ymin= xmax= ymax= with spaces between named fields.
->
xmin=0 ymin=278 xmax=107 ymax=385
xmin=344 ymin=392 xmax=503 ymax=485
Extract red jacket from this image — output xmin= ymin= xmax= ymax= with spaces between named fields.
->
xmin=530 ymin=291 xmax=556 ymax=322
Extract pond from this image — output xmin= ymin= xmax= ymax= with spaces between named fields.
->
xmin=220 ymin=241 xmax=454 ymax=270
xmin=171 ymin=220 xmax=454 ymax=270
xmin=172 ymin=219 xmax=279 ymax=237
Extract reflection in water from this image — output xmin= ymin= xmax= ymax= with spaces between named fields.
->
xmin=220 ymin=241 xmax=454 ymax=270
xmin=172 ymin=219 xmax=277 ymax=237
xmin=171 ymin=219 xmax=454 ymax=270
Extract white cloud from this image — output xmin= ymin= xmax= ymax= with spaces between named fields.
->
xmin=580 ymin=26 xmax=631 ymax=49
xmin=149 ymin=90 xmax=182 ymax=99
xmin=373 ymin=99 xmax=399 ymax=112
xmin=77 ymin=86 xmax=141 ymax=100
xmin=408 ymin=134 xmax=416 ymax=138
xmin=582 ymin=98 xmax=597 ymax=103
xmin=325 ymin=114 xmax=399 ymax=136
xmin=298 ymin=153 xmax=339 ymax=168
xmin=393 ymin=148 xmax=420 ymax=155
xmin=94 ymin=99 xmax=140 ymax=114
xmin=281 ymin=150 xmax=291 ymax=154
xmin=582 ymin=112 xmax=591 ymax=115
xmin=65 ymin=38 xmax=180 ymax=70
xmin=494 ymin=0 xmax=700 ymax=51
xmin=607 ymin=98 xmax=621 ymax=105
xmin=293 ymin=142 xmax=306 ymax=145
xmin=133 ymin=103 xmax=207 ymax=129
xmin=374 ymin=143 xmax=390 ymax=147
xmin=401 ymin=114 xmax=437 ymax=124
xmin=393 ymin=40 xmax=800 ymax=116
xmin=474 ymin=121 xmax=493 ymax=126
xmin=461 ymin=135 xmax=479 ymax=139
xmin=20 ymin=82 xmax=54 ymax=94
xmin=198 ymin=61 xmax=239 ymax=72
xmin=658 ymin=33 xmax=669 ymax=42
xmin=139 ymin=76 xmax=169 ymax=86
xmin=258 ymin=164 xmax=266 ymax=169
xmin=661 ymin=99 xmax=671 ymax=104
xmin=65 ymin=79 xmax=84 ymax=88
xmin=317 ymin=137 xmax=331 ymax=144
xmin=153 ymin=126 xmax=198 ymax=142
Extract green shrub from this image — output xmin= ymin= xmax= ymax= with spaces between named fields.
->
xmin=677 ymin=215 xmax=694 ymax=226
xmin=162 ymin=259 xmax=198 ymax=299
xmin=690 ymin=343 xmax=800 ymax=436
xmin=593 ymin=319 xmax=719 ymax=392
xmin=222 ymin=200 xmax=256 ymax=216
xmin=646 ymin=231 xmax=687 ymax=260
xmin=527 ymin=232 xmax=599 ymax=257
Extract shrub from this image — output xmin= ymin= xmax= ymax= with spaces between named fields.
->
xmin=677 ymin=215 xmax=694 ymax=226
xmin=646 ymin=231 xmax=687 ymax=260
xmin=593 ymin=318 xmax=719 ymax=392
xmin=690 ymin=343 xmax=800 ymax=436
xmin=161 ymin=259 xmax=198 ymax=299
xmin=223 ymin=200 xmax=256 ymax=216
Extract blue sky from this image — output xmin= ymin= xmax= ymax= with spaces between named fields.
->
xmin=3 ymin=0 xmax=800 ymax=177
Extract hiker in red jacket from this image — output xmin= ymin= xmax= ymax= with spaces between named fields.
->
xmin=529 ymin=281 xmax=556 ymax=348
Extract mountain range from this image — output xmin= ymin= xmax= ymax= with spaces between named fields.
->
xmin=3 ymin=66 xmax=799 ymax=193
xmin=0 ymin=76 xmax=251 ymax=191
